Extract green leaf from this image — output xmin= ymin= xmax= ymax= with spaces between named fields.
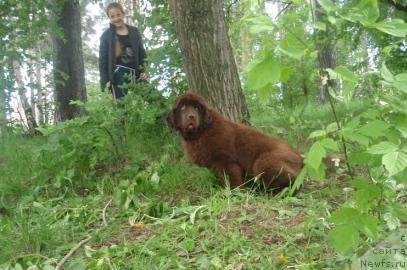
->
xmin=353 ymin=190 xmax=372 ymax=212
xmin=249 ymin=24 xmax=275 ymax=35
xmin=313 ymin=21 xmax=326 ymax=31
xmin=330 ymin=207 xmax=379 ymax=240
xmin=395 ymin=114 xmax=407 ymax=138
xmin=382 ymin=151 xmax=407 ymax=176
xmin=358 ymin=0 xmax=379 ymax=22
xmin=393 ymin=82 xmax=407 ymax=94
xmin=367 ymin=141 xmax=399 ymax=155
xmin=358 ymin=120 xmax=390 ymax=138
xmin=308 ymin=130 xmax=326 ymax=139
xmin=360 ymin=109 xmax=380 ymax=120
xmin=326 ymin=68 xmax=340 ymax=80
xmin=380 ymin=63 xmax=394 ymax=82
xmin=395 ymin=73 xmax=407 ymax=82
xmin=372 ymin=19 xmax=407 ymax=37
xmin=247 ymin=53 xmax=281 ymax=90
xmin=351 ymin=179 xmax=381 ymax=212
xmin=246 ymin=16 xmax=275 ymax=34
xmin=280 ymin=67 xmax=293 ymax=83
xmin=305 ymin=141 xmax=326 ymax=170
xmin=290 ymin=167 xmax=306 ymax=195
xmin=327 ymin=224 xmax=359 ymax=254
xmin=320 ymin=138 xmax=339 ymax=151
xmin=327 ymin=16 xmax=336 ymax=24
xmin=348 ymin=151 xmax=374 ymax=165
xmin=326 ymin=122 xmax=339 ymax=133
xmin=306 ymin=163 xmax=325 ymax=181
xmin=355 ymin=213 xmax=379 ymax=239
xmin=327 ymin=87 xmax=343 ymax=102
xmin=334 ymin=66 xmax=358 ymax=82
xmin=13 ymin=263 xmax=24 ymax=270
xmin=342 ymin=129 xmax=370 ymax=146
xmin=278 ymin=34 xmax=307 ymax=60
xmin=394 ymin=73 xmax=407 ymax=93
xmin=326 ymin=67 xmax=357 ymax=102
xmin=256 ymin=83 xmax=273 ymax=100
xmin=317 ymin=0 xmax=337 ymax=13
xmin=339 ymin=0 xmax=379 ymax=24
xmin=331 ymin=207 xmax=360 ymax=224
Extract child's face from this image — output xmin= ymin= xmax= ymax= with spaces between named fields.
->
xmin=108 ymin=8 xmax=124 ymax=28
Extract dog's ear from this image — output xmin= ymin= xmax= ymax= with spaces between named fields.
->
xmin=165 ymin=109 xmax=176 ymax=129
xmin=201 ymin=105 xmax=213 ymax=128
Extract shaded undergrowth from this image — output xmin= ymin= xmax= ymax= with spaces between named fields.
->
xmin=0 ymin=92 xmax=403 ymax=269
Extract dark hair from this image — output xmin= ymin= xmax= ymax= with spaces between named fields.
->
xmin=106 ymin=2 xmax=125 ymax=16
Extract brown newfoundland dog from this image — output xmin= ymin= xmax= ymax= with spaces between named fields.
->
xmin=166 ymin=91 xmax=303 ymax=192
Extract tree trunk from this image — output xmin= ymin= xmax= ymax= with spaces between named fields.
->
xmin=52 ymin=0 xmax=86 ymax=122
xmin=168 ymin=0 xmax=249 ymax=123
xmin=34 ymin=46 xmax=46 ymax=127
xmin=312 ymin=0 xmax=337 ymax=103
xmin=12 ymin=60 xmax=38 ymax=132
xmin=0 ymin=69 xmax=7 ymax=133
xmin=27 ymin=51 xmax=38 ymax=123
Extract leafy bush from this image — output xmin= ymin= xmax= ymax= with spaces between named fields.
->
xmin=33 ymin=83 xmax=169 ymax=193
xmin=301 ymin=64 xmax=407 ymax=256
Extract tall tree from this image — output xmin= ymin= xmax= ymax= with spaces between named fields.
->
xmin=52 ymin=0 xmax=86 ymax=122
xmin=33 ymin=46 xmax=47 ymax=127
xmin=12 ymin=60 xmax=38 ymax=132
xmin=168 ymin=0 xmax=249 ymax=123
xmin=0 ymin=70 xmax=7 ymax=133
xmin=312 ymin=0 xmax=337 ymax=102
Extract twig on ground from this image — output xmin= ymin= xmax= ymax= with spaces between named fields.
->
xmin=55 ymin=236 xmax=91 ymax=270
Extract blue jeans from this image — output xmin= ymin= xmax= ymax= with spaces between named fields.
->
xmin=112 ymin=65 xmax=136 ymax=100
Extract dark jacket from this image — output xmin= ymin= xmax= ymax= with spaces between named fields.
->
xmin=99 ymin=24 xmax=146 ymax=91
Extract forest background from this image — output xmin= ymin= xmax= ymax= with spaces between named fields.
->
xmin=0 ymin=0 xmax=406 ymax=269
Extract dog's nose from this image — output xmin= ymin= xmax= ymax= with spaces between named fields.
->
xmin=188 ymin=114 xmax=195 ymax=120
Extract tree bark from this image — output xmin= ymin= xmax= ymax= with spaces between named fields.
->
xmin=312 ymin=0 xmax=337 ymax=103
xmin=12 ymin=60 xmax=38 ymax=132
xmin=52 ymin=0 xmax=86 ymax=122
xmin=168 ymin=0 xmax=249 ymax=123
xmin=34 ymin=46 xmax=46 ymax=127
xmin=0 ymin=69 xmax=7 ymax=133
xmin=27 ymin=51 xmax=38 ymax=123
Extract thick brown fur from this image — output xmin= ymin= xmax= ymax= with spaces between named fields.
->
xmin=166 ymin=91 xmax=303 ymax=192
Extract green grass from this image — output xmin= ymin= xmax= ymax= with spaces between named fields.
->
xmin=0 ymin=99 xmax=383 ymax=269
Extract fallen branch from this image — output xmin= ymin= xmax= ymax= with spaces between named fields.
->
xmin=55 ymin=236 xmax=91 ymax=270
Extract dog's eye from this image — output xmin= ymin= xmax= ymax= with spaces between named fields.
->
xmin=180 ymin=105 xmax=186 ymax=111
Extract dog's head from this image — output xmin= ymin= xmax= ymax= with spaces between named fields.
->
xmin=165 ymin=92 xmax=213 ymax=140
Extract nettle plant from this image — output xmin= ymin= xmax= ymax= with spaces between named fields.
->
xmin=240 ymin=0 xmax=407 ymax=256
xmin=34 ymin=92 xmax=121 ymax=189
xmin=305 ymin=63 xmax=407 ymax=255
xmin=34 ymin=83 xmax=167 ymax=190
